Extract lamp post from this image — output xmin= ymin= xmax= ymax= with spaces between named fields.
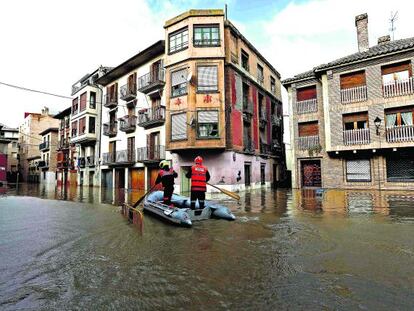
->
xmin=374 ymin=117 xmax=382 ymax=136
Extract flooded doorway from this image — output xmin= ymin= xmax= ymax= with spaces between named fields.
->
xmin=301 ymin=160 xmax=322 ymax=187
xmin=180 ymin=166 xmax=191 ymax=195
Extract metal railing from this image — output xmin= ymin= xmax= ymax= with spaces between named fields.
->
xmin=343 ymin=128 xmax=370 ymax=145
xmin=298 ymin=135 xmax=319 ymax=150
xmin=243 ymin=139 xmax=254 ymax=153
xmin=386 ymin=125 xmax=414 ymax=142
xmin=102 ymin=150 xmax=135 ymax=165
xmin=260 ymin=142 xmax=271 ymax=154
xmin=271 ymin=115 xmax=282 ymax=126
xmin=383 ymin=77 xmax=414 ymax=98
xmin=137 ymin=68 xmax=165 ymax=92
xmin=137 ymin=107 xmax=165 ymax=126
xmin=119 ymin=115 xmax=137 ymax=132
xmin=78 ymin=157 xmax=86 ymax=168
xmin=104 ymin=94 xmax=118 ymax=108
xmin=86 ymin=156 xmax=95 ymax=167
xmin=297 ymin=98 xmax=317 ymax=114
xmin=120 ymin=83 xmax=137 ymax=101
xmin=193 ymin=38 xmax=221 ymax=46
xmin=136 ymin=145 xmax=166 ymax=162
xmin=103 ymin=121 xmax=118 ymax=136
xmin=39 ymin=141 xmax=50 ymax=150
xmin=340 ymin=85 xmax=368 ymax=104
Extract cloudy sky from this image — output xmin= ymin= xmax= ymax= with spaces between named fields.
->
xmin=0 ymin=0 xmax=413 ymax=128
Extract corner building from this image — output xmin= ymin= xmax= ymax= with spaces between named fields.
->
xmin=283 ymin=14 xmax=414 ymax=190
xmin=164 ymin=10 xmax=285 ymax=192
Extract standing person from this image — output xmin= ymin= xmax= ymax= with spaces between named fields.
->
xmin=186 ymin=156 xmax=210 ymax=210
xmin=155 ymin=160 xmax=177 ymax=207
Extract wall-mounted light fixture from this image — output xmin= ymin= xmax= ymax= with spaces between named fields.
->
xmin=374 ymin=117 xmax=382 ymax=136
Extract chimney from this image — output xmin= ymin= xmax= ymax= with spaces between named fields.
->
xmin=41 ymin=106 xmax=49 ymax=115
xmin=378 ymin=35 xmax=391 ymax=45
xmin=355 ymin=13 xmax=369 ymax=52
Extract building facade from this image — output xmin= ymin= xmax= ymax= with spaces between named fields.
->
xmin=70 ymin=67 xmax=110 ymax=187
xmin=164 ymin=10 xmax=285 ymax=192
xmin=283 ymin=13 xmax=414 ymax=190
xmin=97 ymin=41 xmax=171 ymax=192
xmin=54 ymin=107 xmax=77 ymax=186
xmin=18 ymin=107 xmax=59 ymax=182
xmin=38 ymin=127 xmax=59 ymax=184
xmin=0 ymin=125 xmax=19 ymax=184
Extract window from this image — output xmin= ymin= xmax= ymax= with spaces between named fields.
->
xmin=171 ymin=68 xmax=188 ymax=97
xmin=381 ymin=61 xmax=411 ymax=84
xmin=171 ymin=113 xmax=187 ymax=141
xmin=298 ymin=121 xmax=318 ymax=137
xmin=79 ymin=117 xmax=86 ymax=135
xmin=89 ymin=116 xmax=95 ymax=134
xmin=343 ymin=112 xmax=369 ymax=130
xmin=387 ymin=152 xmax=414 ymax=182
xmin=72 ymin=98 xmax=78 ymax=115
xmin=197 ymin=110 xmax=219 ymax=139
xmin=346 ymin=159 xmax=371 ymax=182
xmin=297 ymin=85 xmax=316 ymax=101
xmin=80 ymin=92 xmax=87 ymax=111
xmin=71 ymin=120 xmax=78 ymax=137
xmin=169 ymin=27 xmax=188 ymax=54
xmin=194 ymin=24 xmax=220 ymax=46
xmin=340 ymin=71 xmax=366 ymax=89
xmin=241 ymin=49 xmax=249 ymax=71
xmin=197 ymin=66 xmax=218 ymax=92
xmin=90 ymin=92 xmax=96 ymax=109
xmin=270 ymin=76 xmax=276 ymax=94
xmin=257 ymin=64 xmax=264 ymax=85
xmin=385 ymin=107 xmax=414 ymax=127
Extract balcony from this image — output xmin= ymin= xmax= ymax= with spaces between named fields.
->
xmin=242 ymin=103 xmax=253 ymax=122
xmin=257 ymin=75 xmax=264 ymax=86
xmin=259 ymin=113 xmax=267 ymax=129
xmin=137 ymin=68 xmax=165 ymax=94
xmin=297 ymin=98 xmax=317 ymax=114
xmin=136 ymin=145 xmax=165 ymax=163
xmin=38 ymin=160 xmax=49 ymax=169
xmin=120 ymin=83 xmax=137 ymax=102
xmin=58 ymin=141 xmax=70 ymax=150
xmin=78 ymin=157 xmax=86 ymax=168
xmin=103 ymin=122 xmax=118 ymax=137
xmin=39 ymin=141 xmax=50 ymax=151
xmin=104 ymin=94 xmax=118 ymax=109
xmin=102 ymin=150 xmax=135 ymax=166
xmin=271 ymin=115 xmax=282 ymax=127
xmin=298 ymin=135 xmax=320 ymax=150
xmin=243 ymin=139 xmax=254 ymax=154
xmin=343 ymin=128 xmax=370 ymax=145
xmin=119 ymin=115 xmax=137 ymax=133
xmin=260 ymin=142 xmax=271 ymax=154
xmin=340 ymin=85 xmax=368 ymax=104
xmin=137 ymin=106 xmax=165 ymax=129
xmin=271 ymin=139 xmax=282 ymax=152
xmin=383 ymin=77 xmax=414 ymax=98
xmin=386 ymin=125 xmax=414 ymax=143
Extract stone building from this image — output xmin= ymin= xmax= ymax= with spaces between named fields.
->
xmin=283 ymin=13 xmax=414 ymax=190
xmin=38 ymin=127 xmax=59 ymax=184
xmin=18 ymin=107 xmax=59 ymax=182
xmin=164 ymin=9 xmax=285 ymax=192
xmin=97 ymin=41 xmax=172 ymax=191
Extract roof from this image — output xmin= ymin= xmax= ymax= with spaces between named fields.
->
xmin=53 ymin=107 xmax=71 ymax=119
xmin=164 ymin=9 xmax=224 ymax=28
xmin=282 ymin=36 xmax=414 ymax=86
xmin=225 ymin=20 xmax=281 ymax=79
xmin=95 ymin=40 xmax=165 ymax=86
xmin=39 ymin=127 xmax=59 ymax=136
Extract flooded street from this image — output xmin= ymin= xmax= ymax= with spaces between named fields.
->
xmin=1 ymin=185 xmax=414 ymax=310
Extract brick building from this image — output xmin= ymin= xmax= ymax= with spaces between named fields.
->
xmin=283 ymin=13 xmax=414 ymax=190
xmin=164 ymin=10 xmax=285 ymax=192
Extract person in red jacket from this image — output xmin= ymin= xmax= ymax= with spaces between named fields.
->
xmin=185 ymin=156 xmax=210 ymax=210
xmin=155 ymin=160 xmax=178 ymax=206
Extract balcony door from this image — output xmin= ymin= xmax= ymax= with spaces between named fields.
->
xmin=127 ymin=137 xmax=135 ymax=161
xmin=147 ymin=132 xmax=160 ymax=160
xmin=343 ymin=112 xmax=368 ymax=130
xmin=150 ymin=59 xmax=163 ymax=82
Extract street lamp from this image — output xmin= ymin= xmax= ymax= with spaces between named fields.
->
xmin=374 ymin=117 xmax=382 ymax=135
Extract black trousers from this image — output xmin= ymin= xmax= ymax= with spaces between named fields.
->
xmin=190 ymin=191 xmax=205 ymax=210
xmin=163 ymin=187 xmax=174 ymax=205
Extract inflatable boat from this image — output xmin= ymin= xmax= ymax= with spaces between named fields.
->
xmin=143 ymin=191 xmax=236 ymax=227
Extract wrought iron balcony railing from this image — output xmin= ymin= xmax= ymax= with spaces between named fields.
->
xmin=136 ymin=145 xmax=166 ymax=162
xmin=119 ymin=115 xmax=137 ymax=133
xmin=137 ymin=106 xmax=165 ymax=128
xmin=103 ymin=121 xmax=118 ymax=137
xmin=120 ymin=83 xmax=137 ymax=101
xmin=137 ymin=68 xmax=165 ymax=93
xmin=102 ymin=149 xmax=135 ymax=165
xmin=104 ymin=94 xmax=118 ymax=108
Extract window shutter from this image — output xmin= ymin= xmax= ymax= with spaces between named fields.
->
xmin=172 ymin=69 xmax=188 ymax=87
xmin=198 ymin=110 xmax=218 ymax=123
xmin=171 ymin=113 xmax=187 ymax=140
xmin=346 ymin=160 xmax=371 ymax=181
xmin=198 ymin=66 xmax=218 ymax=90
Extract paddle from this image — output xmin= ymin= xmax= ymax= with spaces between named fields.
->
xmin=207 ymin=183 xmax=240 ymax=201
xmin=133 ymin=184 xmax=158 ymax=208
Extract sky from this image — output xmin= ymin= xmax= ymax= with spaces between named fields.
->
xmin=0 ymin=0 xmax=413 ymax=129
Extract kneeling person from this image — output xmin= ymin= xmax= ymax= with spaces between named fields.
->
xmin=155 ymin=160 xmax=178 ymax=206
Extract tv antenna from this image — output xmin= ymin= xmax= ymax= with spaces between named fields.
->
xmin=389 ymin=11 xmax=398 ymax=41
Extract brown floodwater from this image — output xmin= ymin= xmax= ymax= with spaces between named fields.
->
xmin=0 ymin=184 xmax=413 ymax=310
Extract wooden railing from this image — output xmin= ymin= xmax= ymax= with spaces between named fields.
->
xmin=386 ymin=125 xmax=414 ymax=142
xmin=298 ymin=135 xmax=319 ymax=150
xmin=297 ymin=98 xmax=317 ymax=114
xmin=343 ymin=128 xmax=370 ymax=145
xmin=383 ymin=77 xmax=414 ymax=98
xmin=340 ymin=85 xmax=368 ymax=104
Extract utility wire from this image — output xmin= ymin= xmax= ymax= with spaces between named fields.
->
xmin=0 ymin=81 xmax=72 ymax=99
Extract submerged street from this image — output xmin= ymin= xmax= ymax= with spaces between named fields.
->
xmin=1 ymin=185 xmax=414 ymax=310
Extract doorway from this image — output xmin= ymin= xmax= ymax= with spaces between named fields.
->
xmin=244 ymin=163 xmax=251 ymax=187
xmin=89 ymin=171 xmax=94 ymax=186
xmin=260 ymin=163 xmax=266 ymax=185
xmin=115 ymin=169 xmax=125 ymax=189
xmin=181 ymin=166 xmax=191 ymax=195
xmin=301 ymin=160 xmax=322 ymax=187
